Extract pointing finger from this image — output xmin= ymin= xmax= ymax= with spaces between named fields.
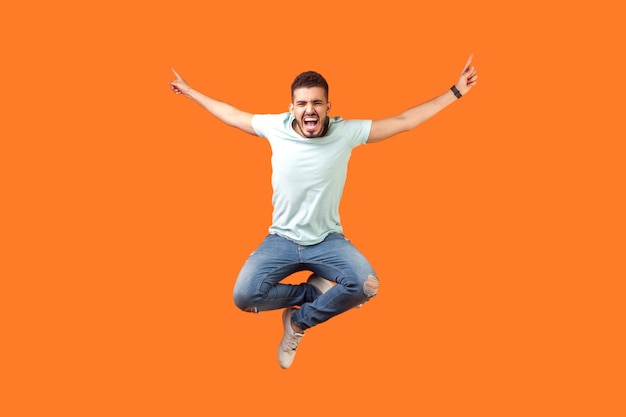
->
xmin=462 ymin=54 xmax=474 ymax=73
xmin=170 ymin=67 xmax=183 ymax=80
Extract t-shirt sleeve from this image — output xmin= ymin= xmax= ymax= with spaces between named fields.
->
xmin=344 ymin=119 xmax=372 ymax=147
xmin=251 ymin=113 xmax=286 ymax=138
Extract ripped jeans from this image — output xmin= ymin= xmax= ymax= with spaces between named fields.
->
xmin=233 ymin=233 xmax=378 ymax=331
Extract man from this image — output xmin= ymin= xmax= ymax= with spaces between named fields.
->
xmin=169 ymin=56 xmax=478 ymax=368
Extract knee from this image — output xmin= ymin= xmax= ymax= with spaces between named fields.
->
xmin=363 ymin=274 xmax=379 ymax=299
xmin=345 ymin=274 xmax=379 ymax=302
xmin=233 ymin=290 xmax=257 ymax=313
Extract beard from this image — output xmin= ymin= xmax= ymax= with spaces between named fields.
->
xmin=295 ymin=116 xmax=329 ymax=138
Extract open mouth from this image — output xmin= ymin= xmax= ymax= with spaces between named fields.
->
xmin=303 ymin=116 xmax=319 ymax=132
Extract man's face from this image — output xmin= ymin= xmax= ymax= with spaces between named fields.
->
xmin=290 ymin=87 xmax=331 ymax=138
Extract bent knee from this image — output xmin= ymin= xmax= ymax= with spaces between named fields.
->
xmin=363 ymin=274 xmax=379 ymax=298
xmin=233 ymin=292 xmax=258 ymax=313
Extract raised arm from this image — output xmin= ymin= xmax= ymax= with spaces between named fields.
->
xmin=169 ymin=68 xmax=256 ymax=136
xmin=367 ymin=55 xmax=478 ymax=144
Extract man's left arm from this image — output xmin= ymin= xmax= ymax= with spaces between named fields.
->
xmin=367 ymin=55 xmax=478 ymax=144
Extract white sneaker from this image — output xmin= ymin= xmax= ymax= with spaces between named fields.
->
xmin=278 ymin=308 xmax=304 ymax=369
xmin=307 ymin=274 xmax=334 ymax=295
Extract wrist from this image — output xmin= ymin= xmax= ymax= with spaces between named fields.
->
xmin=450 ymin=85 xmax=463 ymax=99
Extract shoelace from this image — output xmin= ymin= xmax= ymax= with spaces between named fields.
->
xmin=285 ymin=333 xmax=303 ymax=351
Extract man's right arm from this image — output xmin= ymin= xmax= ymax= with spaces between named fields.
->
xmin=170 ymin=68 xmax=256 ymax=136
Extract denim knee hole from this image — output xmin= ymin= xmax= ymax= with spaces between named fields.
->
xmin=363 ymin=275 xmax=379 ymax=298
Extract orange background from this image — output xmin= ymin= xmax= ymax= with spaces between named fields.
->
xmin=1 ymin=0 xmax=624 ymax=416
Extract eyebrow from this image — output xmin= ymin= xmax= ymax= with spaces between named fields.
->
xmin=296 ymin=99 xmax=324 ymax=104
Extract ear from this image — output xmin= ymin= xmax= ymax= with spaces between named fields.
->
xmin=327 ymin=101 xmax=331 ymax=113
xmin=289 ymin=103 xmax=294 ymax=114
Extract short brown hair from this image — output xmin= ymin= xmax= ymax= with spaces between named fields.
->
xmin=291 ymin=71 xmax=329 ymax=100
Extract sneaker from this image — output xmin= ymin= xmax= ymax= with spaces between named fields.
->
xmin=307 ymin=274 xmax=334 ymax=295
xmin=278 ymin=308 xmax=304 ymax=369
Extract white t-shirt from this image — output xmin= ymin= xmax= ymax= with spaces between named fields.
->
xmin=252 ymin=112 xmax=372 ymax=245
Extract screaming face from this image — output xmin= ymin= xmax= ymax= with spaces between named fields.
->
xmin=290 ymin=86 xmax=331 ymax=138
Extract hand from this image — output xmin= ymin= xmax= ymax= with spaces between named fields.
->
xmin=455 ymin=54 xmax=478 ymax=96
xmin=169 ymin=67 xmax=193 ymax=97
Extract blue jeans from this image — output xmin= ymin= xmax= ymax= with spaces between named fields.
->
xmin=233 ymin=233 xmax=378 ymax=331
